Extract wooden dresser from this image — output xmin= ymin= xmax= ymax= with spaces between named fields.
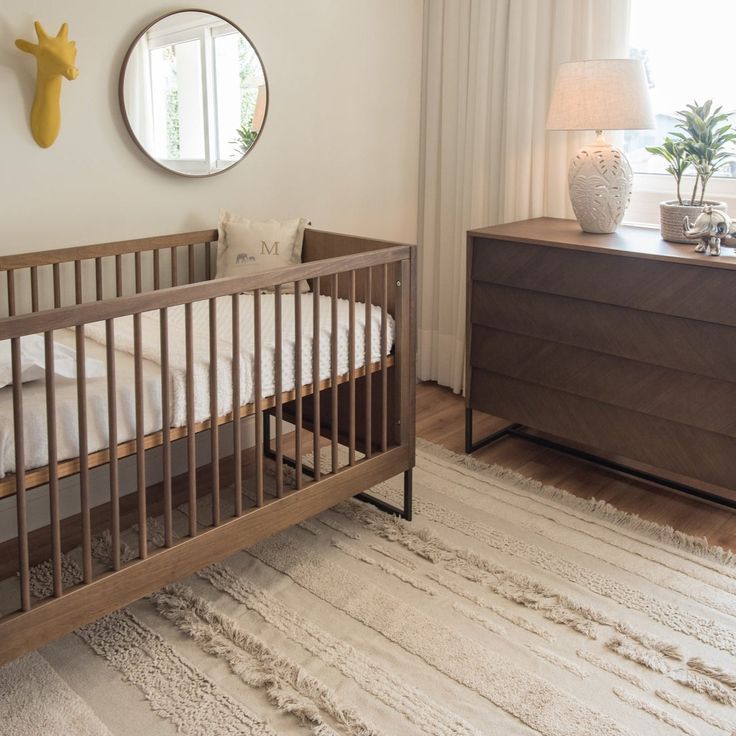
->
xmin=466 ymin=217 xmax=736 ymax=501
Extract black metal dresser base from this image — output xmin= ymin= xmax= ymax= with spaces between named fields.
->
xmin=465 ymin=408 xmax=736 ymax=511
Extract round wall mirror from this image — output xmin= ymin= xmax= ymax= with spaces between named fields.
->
xmin=119 ymin=10 xmax=268 ymax=177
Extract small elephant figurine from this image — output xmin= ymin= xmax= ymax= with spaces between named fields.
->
xmin=682 ymin=205 xmax=736 ymax=256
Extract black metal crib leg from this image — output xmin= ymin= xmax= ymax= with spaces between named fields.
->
xmin=402 ymin=468 xmax=413 ymax=521
xmin=356 ymin=468 xmax=413 ymax=521
xmin=263 ymin=408 xmax=413 ymax=521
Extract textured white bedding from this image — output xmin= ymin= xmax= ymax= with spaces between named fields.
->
xmin=0 ymin=293 xmax=394 ymax=477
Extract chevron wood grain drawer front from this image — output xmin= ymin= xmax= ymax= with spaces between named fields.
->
xmin=466 ymin=217 xmax=736 ymax=493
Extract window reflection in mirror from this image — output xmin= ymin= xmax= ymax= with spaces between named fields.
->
xmin=121 ymin=11 xmax=267 ymax=176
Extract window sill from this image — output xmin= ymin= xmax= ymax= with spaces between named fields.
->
xmin=626 ymin=173 xmax=736 ymax=226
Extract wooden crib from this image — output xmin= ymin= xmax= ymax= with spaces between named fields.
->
xmin=0 ymin=227 xmax=416 ymax=664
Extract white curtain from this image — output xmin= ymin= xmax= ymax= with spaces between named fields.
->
xmin=418 ymin=0 xmax=631 ymax=393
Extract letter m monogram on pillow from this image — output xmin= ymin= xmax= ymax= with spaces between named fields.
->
xmin=261 ymin=240 xmax=280 ymax=256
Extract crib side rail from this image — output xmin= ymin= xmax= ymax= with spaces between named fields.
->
xmin=0 ymin=230 xmax=219 ymax=318
xmin=0 ymin=229 xmax=219 ymax=270
xmin=0 ymin=246 xmax=410 ymax=339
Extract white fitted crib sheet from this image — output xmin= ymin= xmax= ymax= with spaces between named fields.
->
xmin=0 ymin=293 xmax=394 ymax=477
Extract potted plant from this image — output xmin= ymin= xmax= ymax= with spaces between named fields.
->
xmin=230 ymin=124 xmax=257 ymax=157
xmin=647 ymin=100 xmax=736 ymax=243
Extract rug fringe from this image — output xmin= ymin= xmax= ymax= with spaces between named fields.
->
xmin=200 ymin=563 xmax=484 ymax=736
xmin=686 ymin=657 xmax=736 ymax=691
xmin=416 ymin=438 xmax=736 ymax=568
xmin=152 ymin=583 xmax=382 ymax=736
xmin=606 ymin=637 xmax=736 ymax=707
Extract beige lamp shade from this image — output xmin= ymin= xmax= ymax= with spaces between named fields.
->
xmin=546 ymin=59 xmax=654 ymax=131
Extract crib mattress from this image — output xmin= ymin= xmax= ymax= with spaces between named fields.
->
xmin=0 ymin=293 xmax=394 ymax=477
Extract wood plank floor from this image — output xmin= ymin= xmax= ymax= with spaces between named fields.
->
xmin=416 ymin=381 xmax=736 ymax=552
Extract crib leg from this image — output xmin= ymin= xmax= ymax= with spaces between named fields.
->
xmin=356 ymin=468 xmax=412 ymax=521
xmin=403 ymin=468 xmax=413 ymax=521
xmin=262 ymin=409 xmax=412 ymax=521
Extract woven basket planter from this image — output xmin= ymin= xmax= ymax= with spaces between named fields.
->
xmin=659 ymin=200 xmax=727 ymax=243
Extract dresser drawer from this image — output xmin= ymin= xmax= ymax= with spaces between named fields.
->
xmin=469 ymin=370 xmax=736 ymax=493
xmin=471 ymin=237 xmax=736 ymax=328
xmin=470 ymin=282 xmax=736 ymax=383
xmin=470 ymin=326 xmax=736 ymax=437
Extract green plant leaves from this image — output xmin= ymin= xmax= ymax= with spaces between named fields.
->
xmin=646 ymin=137 xmax=688 ymax=204
xmin=648 ymin=99 xmax=736 ymax=205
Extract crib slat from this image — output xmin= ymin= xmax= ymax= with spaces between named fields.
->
xmin=42 ymin=332 xmax=63 ymax=596
xmin=312 ymin=277 xmax=321 ymax=481
xmin=6 ymin=270 xmax=15 ymax=316
xmin=209 ymin=298 xmax=220 ymax=525
xmin=31 ymin=266 xmax=39 ymax=312
xmin=154 ymin=249 xmax=161 ymax=291
xmin=275 ymin=285 xmax=283 ymax=498
xmin=75 ymin=322 xmax=92 ymax=583
xmin=74 ymin=261 xmax=91 ymax=578
xmin=10 ymin=337 xmax=30 ymax=611
xmin=381 ymin=263 xmax=389 ymax=452
xmin=188 ymin=244 xmax=195 ymax=284
xmin=349 ymin=271 xmax=356 ymax=465
xmin=95 ymin=257 xmax=103 ymax=301
xmin=185 ymin=302 xmax=197 ymax=536
xmin=105 ymin=318 xmax=121 ymax=571
xmin=231 ymin=293 xmax=242 ymax=515
xmin=134 ymin=312 xmax=147 ymax=558
xmin=364 ymin=267 xmax=373 ymax=458
xmin=115 ymin=254 xmax=123 ymax=298
xmin=170 ymin=247 xmax=178 ymax=287
xmin=294 ymin=280 xmax=303 ymax=490
xmin=205 ymin=242 xmax=213 ymax=280
xmin=135 ymin=251 xmax=142 ymax=294
xmin=160 ymin=307 xmax=173 ymax=546
xmin=53 ymin=263 xmax=61 ymax=309
xmin=331 ymin=274 xmax=339 ymax=473
xmin=74 ymin=261 xmax=83 ymax=305
xmin=254 ymin=290 xmax=264 ymax=506
xmin=5 ymin=288 xmax=24 ymax=629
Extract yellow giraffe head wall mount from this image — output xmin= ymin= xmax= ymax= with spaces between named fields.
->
xmin=16 ymin=22 xmax=78 ymax=148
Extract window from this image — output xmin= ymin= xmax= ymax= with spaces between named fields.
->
xmin=146 ymin=17 xmax=265 ymax=174
xmin=624 ymin=0 xmax=736 ymax=223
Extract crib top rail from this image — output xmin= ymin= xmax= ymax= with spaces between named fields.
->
xmin=0 ymin=227 xmax=414 ymax=272
xmin=0 ymin=245 xmax=412 ymax=340
xmin=0 ymin=229 xmax=219 ymax=271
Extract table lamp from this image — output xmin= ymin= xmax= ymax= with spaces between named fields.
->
xmin=546 ymin=59 xmax=654 ymax=234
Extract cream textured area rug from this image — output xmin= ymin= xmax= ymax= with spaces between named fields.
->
xmin=4 ymin=439 xmax=736 ymax=736
xmin=0 ymin=652 xmax=113 ymax=736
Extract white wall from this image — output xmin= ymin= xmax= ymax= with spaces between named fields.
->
xmin=0 ymin=0 xmax=423 ymax=253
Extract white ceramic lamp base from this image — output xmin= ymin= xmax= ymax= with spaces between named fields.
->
xmin=568 ymin=132 xmax=633 ymax=234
